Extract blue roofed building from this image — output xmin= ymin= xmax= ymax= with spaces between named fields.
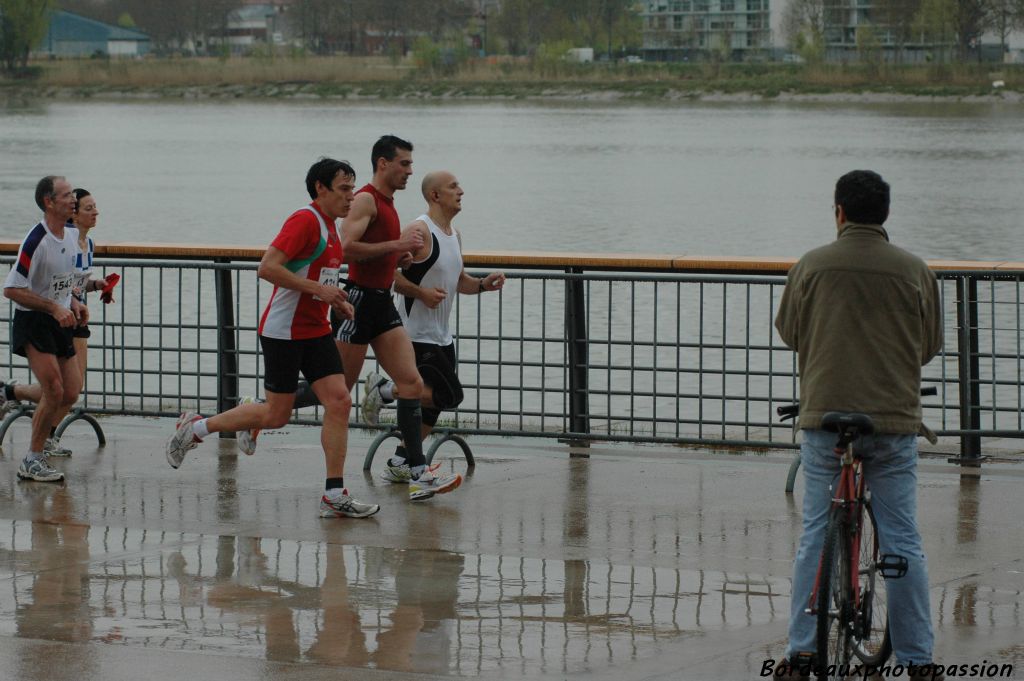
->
xmin=36 ymin=11 xmax=151 ymax=58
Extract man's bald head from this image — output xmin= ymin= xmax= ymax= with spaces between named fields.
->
xmin=421 ymin=170 xmax=455 ymax=202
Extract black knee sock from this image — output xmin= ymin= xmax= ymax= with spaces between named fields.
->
xmin=396 ymin=398 xmax=425 ymax=467
xmin=4 ymin=384 xmax=15 ymax=401
xmin=325 ymin=477 xmax=344 ymax=492
xmin=294 ymin=380 xmax=322 ymax=409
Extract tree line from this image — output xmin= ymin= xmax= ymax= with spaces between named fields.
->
xmin=0 ymin=0 xmax=640 ymax=65
xmin=783 ymin=0 xmax=1024 ymax=62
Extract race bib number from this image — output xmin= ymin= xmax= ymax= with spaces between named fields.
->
xmin=48 ymin=273 xmax=74 ymax=302
xmin=72 ymin=272 xmax=91 ymax=298
xmin=313 ymin=267 xmax=340 ymax=301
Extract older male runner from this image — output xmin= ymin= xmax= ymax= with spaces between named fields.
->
xmin=165 ymin=158 xmax=379 ymax=519
xmin=4 ymin=176 xmax=87 ymax=483
xmin=361 ymin=171 xmax=505 ymax=469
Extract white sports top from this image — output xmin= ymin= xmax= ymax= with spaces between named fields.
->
xmin=395 ymin=214 xmax=463 ymax=346
xmin=4 ymin=219 xmax=80 ymax=312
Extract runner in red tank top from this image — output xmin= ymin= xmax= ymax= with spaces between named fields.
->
xmin=336 ymin=135 xmax=463 ymax=502
xmin=347 ymin=183 xmax=401 ymax=290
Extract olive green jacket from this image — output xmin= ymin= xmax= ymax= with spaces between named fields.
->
xmin=774 ymin=223 xmax=942 ymax=434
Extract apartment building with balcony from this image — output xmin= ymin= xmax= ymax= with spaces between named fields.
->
xmin=640 ymin=0 xmax=773 ymax=61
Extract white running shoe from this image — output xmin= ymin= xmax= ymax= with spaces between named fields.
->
xmin=319 ymin=488 xmax=380 ymax=518
xmin=380 ymin=460 xmax=413 ymax=483
xmin=409 ymin=470 xmax=463 ymax=501
xmin=167 ymin=412 xmax=202 ymax=469
xmin=361 ymin=370 xmax=388 ymax=425
xmin=44 ymin=437 xmax=72 ymax=457
xmin=235 ymin=396 xmax=260 ymax=456
xmin=17 ymin=457 xmax=64 ymax=483
xmin=380 ymin=459 xmax=441 ymax=484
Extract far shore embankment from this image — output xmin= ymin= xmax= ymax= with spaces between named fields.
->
xmin=1 ymin=56 xmax=1022 ymax=104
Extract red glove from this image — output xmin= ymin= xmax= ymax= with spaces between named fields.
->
xmin=100 ymin=273 xmax=120 ymax=304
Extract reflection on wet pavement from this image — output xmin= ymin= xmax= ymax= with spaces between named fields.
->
xmin=7 ymin=507 xmax=1018 ymax=678
xmin=0 ymin=514 xmax=793 ymax=675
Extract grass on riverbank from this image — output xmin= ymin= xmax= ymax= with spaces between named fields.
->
xmin=3 ymin=55 xmax=1021 ymax=98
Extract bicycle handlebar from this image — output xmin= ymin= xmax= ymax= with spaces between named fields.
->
xmin=777 ymin=404 xmax=800 ymax=420
xmin=777 ymin=386 xmax=937 ymax=421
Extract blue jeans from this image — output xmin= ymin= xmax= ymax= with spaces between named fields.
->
xmin=786 ymin=429 xmax=934 ymax=665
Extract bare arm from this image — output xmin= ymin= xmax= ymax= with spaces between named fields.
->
xmin=257 ymin=246 xmax=348 ymax=311
xmin=394 ymin=269 xmax=445 ymax=310
xmin=457 ymin=270 xmax=506 ymax=295
xmin=340 ymin=193 xmax=422 ymax=262
xmin=71 ymin=297 xmax=89 ymax=326
xmin=4 ymin=287 xmax=77 ymax=327
xmin=453 ymin=230 xmax=505 ymax=295
xmin=394 ymin=222 xmax=446 ymax=307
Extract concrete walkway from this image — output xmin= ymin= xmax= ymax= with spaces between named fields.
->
xmin=0 ymin=415 xmax=1020 ymax=681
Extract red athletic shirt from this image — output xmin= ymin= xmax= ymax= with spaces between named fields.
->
xmin=257 ymin=203 xmax=343 ymax=340
xmin=348 ymin=183 xmax=400 ymax=289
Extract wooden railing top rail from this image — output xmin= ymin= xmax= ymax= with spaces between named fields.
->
xmin=1 ymin=241 xmax=1022 ymax=274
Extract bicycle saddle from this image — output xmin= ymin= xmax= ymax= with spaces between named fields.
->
xmin=821 ymin=412 xmax=875 ymax=437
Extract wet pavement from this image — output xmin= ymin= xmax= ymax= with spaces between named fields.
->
xmin=0 ymin=416 xmax=1021 ymax=680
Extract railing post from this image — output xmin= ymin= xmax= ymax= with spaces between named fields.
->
xmin=565 ymin=267 xmax=590 ymax=451
xmin=215 ymin=259 xmax=238 ymax=438
xmin=954 ymin=275 xmax=981 ymax=464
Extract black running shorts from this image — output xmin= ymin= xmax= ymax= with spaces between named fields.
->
xmin=413 ymin=341 xmax=463 ymax=411
xmin=11 ymin=309 xmax=76 ymax=359
xmin=259 ymin=333 xmax=343 ymax=394
xmin=332 ymin=283 xmax=403 ymax=345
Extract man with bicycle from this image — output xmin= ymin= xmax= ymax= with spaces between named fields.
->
xmin=775 ymin=170 xmax=943 ymax=678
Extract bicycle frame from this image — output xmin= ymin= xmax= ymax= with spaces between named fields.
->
xmin=807 ymin=441 xmax=865 ymax=618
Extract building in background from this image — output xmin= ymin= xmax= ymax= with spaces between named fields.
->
xmin=36 ymin=11 xmax=150 ymax=58
xmin=209 ymin=4 xmax=288 ymax=53
xmin=794 ymin=0 xmax=1021 ymax=64
xmin=640 ymin=0 xmax=774 ymax=60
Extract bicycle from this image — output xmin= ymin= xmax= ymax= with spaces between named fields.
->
xmin=777 ymin=387 xmax=935 ymax=680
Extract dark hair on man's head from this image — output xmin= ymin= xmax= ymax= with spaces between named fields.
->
xmin=35 ymin=175 xmax=64 ymax=211
xmin=72 ymin=188 xmax=91 ymax=211
xmin=834 ymin=170 xmax=890 ymax=225
xmin=371 ymin=135 xmax=413 ymax=174
xmin=305 ymin=158 xmax=355 ymax=199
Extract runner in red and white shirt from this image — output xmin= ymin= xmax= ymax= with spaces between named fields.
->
xmin=258 ymin=201 xmax=345 ymax=340
xmin=165 ymin=158 xmax=380 ymax=519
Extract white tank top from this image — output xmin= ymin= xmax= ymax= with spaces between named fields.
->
xmin=395 ymin=214 xmax=463 ymax=345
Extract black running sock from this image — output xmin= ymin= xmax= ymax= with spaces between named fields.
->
xmin=396 ymin=398 xmax=426 ymax=467
xmin=325 ymin=477 xmax=344 ymax=491
xmin=49 ymin=426 xmax=57 ymax=437
xmin=390 ymin=444 xmax=407 ymax=465
xmin=294 ymin=380 xmax=322 ymax=409
xmin=3 ymin=384 xmax=15 ymax=401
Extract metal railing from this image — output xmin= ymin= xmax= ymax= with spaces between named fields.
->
xmin=1 ymin=244 xmax=1021 ymax=462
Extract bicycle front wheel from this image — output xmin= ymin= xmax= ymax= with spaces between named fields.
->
xmin=852 ymin=502 xmax=892 ymax=665
xmin=817 ymin=507 xmax=853 ymax=680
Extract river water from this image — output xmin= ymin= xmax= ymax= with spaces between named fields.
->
xmin=1 ymin=98 xmax=1022 ymax=260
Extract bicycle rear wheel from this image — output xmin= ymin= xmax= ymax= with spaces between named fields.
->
xmin=817 ymin=507 xmax=853 ymax=680
xmin=852 ymin=502 xmax=892 ymax=665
